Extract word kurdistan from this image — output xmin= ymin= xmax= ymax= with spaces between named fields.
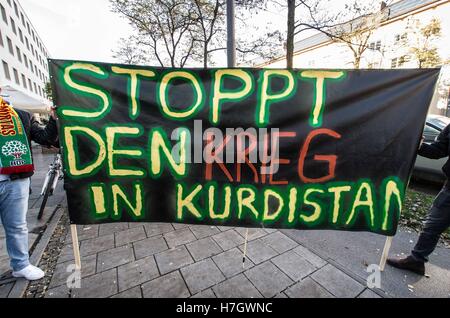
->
xmin=89 ymin=179 xmax=403 ymax=232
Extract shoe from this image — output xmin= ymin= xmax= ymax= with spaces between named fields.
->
xmin=12 ymin=265 xmax=45 ymax=281
xmin=387 ymin=255 xmax=425 ymax=276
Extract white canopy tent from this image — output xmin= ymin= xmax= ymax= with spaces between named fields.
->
xmin=0 ymin=85 xmax=51 ymax=114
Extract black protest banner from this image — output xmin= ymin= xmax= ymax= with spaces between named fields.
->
xmin=49 ymin=60 xmax=440 ymax=236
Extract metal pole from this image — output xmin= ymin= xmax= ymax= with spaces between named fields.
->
xmin=227 ymin=0 xmax=236 ymax=68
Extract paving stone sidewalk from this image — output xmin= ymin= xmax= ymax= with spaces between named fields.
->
xmin=44 ymin=223 xmax=378 ymax=298
xmin=43 ymin=218 xmax=450 ymax=298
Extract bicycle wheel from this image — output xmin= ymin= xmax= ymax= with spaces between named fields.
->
xmin=37 ymin=172 xmax=56 ymax=220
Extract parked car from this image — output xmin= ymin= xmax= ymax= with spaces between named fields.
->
xmin=413 ymin=115 xmax=450 ymax=183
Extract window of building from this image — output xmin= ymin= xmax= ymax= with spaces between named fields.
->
xmin=7 ymin=37 xmax=14 ymax=56
xmin=368 ymin=41 xmax=381 ymax=51
xmin=375 ymin=41 xmax=381 ymax=51
xmin=10 ymin=17 xmax=16 ymax=34
xmin=28 ymin=78 xmax=32 ymax=91
xmin=21 ymin=74 xmax=27 ymax=88
xmin=13 ymin=1 xmax=18 ymax=17
xmin=392 ymin=55 xmax=411 ymax=68
xmin=395 ymin=33 xmax=408 ymax=43
xmin=26 ymin=22 xmax=30 ymax=34
xmin=13 ymin=68 xmax=19 ymax=85
xmin=0 ymin=29 xmax=3 ymax=47
xmin=29 ymin=60 xmax=33 ymax=73
xmin=7 ymin=0 xmax=11 ymax=7
xmin=25 ymin=36 xmax=29 ymax=50
xmin=23 ymin=54 xmax=28 ymax=68
xmin=1 ymin=4 xmax=7 ymax=24
xmin=2 ymin=61 xmax=11 ymax=80
xmin=391 ymin=58 xmax=398 ymax=68
xmin=33 ymin=82 xmax=37 ymax=93
xmin=398 ymin=55 xmax=411 ymax=67
xmin=18 ymin=27 xmax=23 ymax=43
xmin=35 ymin=65 xmax=38 ymax=74
xmin=20 ymin=12 xmax=24 ymax=26
xmin=16 ymin=46 xmax=21 ymax=62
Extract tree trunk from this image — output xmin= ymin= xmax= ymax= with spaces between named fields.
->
xmin=354 ymin=56 xmax=361 ymax=69
xmin=286 ymin=0 xmax=295 ymax=69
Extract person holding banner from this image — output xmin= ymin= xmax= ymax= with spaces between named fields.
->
xmin=0 ymin=95 xmax=59 ymax=281
xmin=388 ymin=127 xmax=450 ymax=275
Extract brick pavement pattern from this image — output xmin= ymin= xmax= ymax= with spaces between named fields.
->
xmin=45 ymin=223 xmax=373 ymax=298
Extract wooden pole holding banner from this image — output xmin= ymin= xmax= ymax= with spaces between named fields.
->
xmin=242 ymin=228 xmax=249 ymax=268
xmin=379 ymin=236 xmax=393 ymax=271
xmin=70 ymin=224 xmax=82 ymax=270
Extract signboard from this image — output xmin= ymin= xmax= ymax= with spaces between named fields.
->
xmin=49 ymin=60 xmax=439 ymax=236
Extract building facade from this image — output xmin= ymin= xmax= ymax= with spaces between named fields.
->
xmin=0 ymin=0 xmax=51 ymax=112
xmin=260 ymin=0 xmax=450 ymax=115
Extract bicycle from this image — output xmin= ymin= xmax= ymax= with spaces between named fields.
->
xmin=37 ymin=153 xmax=64 ymax=220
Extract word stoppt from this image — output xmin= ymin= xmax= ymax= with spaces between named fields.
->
xmin=58 ymin=62 xmax=345 ymax=126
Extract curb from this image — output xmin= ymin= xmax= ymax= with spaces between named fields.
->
xmin=7 ymin=207 xmax=65 ymax=298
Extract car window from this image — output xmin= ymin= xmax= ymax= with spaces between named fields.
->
xmin=424 ymin=124 xmax=440 ymax=142
xmin=428 ymin=117 xmax=450 ymax=130
xmin=424 ymin=124 xmax=439 ymax=134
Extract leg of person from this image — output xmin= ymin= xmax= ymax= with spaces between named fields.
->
xmin=411 ymin=188 xmax=450 ymax=262
xmin=387 ymin=188 xmax=450 ymax=275
xmin=0 ymin=178 xmax=44 ymax=280
xmin=0 ymin=178 xmax=30 ymax=272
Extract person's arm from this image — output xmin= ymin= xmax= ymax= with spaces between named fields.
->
xmin=30 ymin=115 xmax=59 ymax=148
xmin=418 ymin=124 xmax=450 ymax=159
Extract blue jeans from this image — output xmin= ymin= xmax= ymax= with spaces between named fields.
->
xmin=0 ymin=178 xmax=30 ymax=271
xmin=412 ymin=186 xmax=450 ymax=262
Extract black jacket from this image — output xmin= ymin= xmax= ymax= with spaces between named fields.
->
xmin=418 ymin=123 xmax=450 ymax=180
xmin=10 ymin=109 xmax=59 ymax=180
